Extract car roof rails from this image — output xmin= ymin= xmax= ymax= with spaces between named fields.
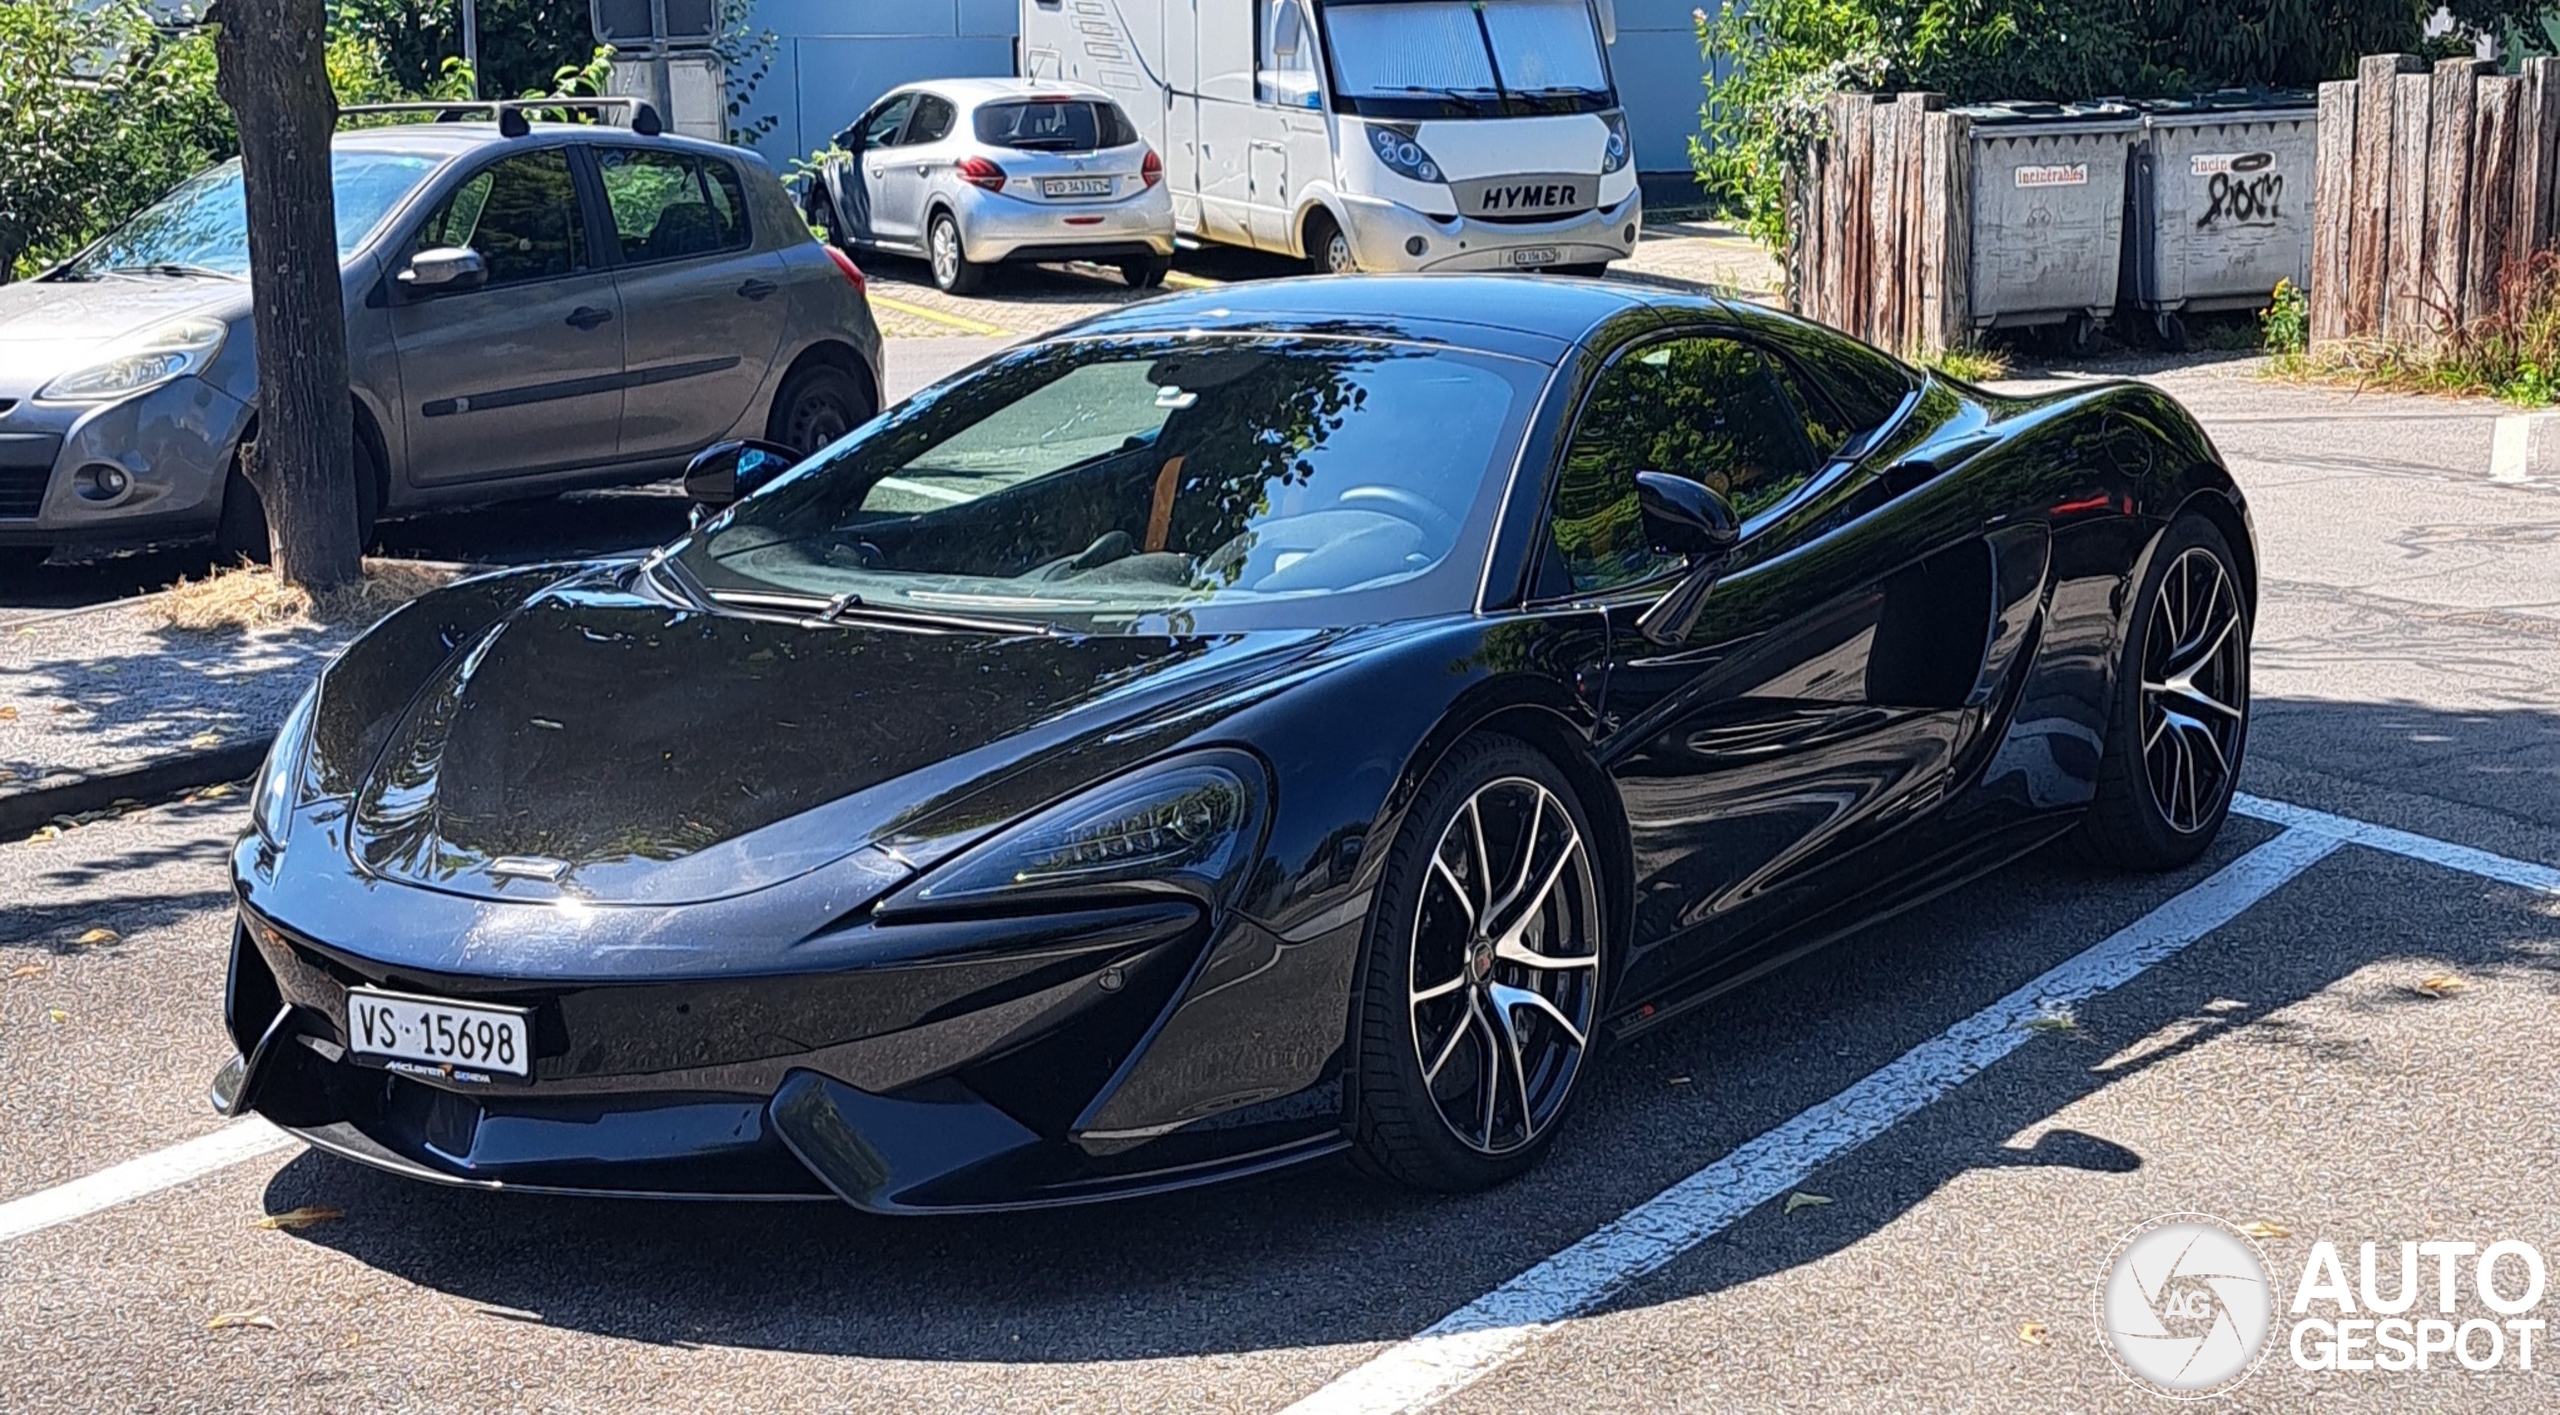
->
xmin=336 ymin=98 xmax=665 ymax=138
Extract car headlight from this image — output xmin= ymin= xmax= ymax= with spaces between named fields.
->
xmin=882 ymin=751 xmax=1268 ymax=915
xmin=38 ymin=317 xmax=228 ymax=402
xmin=1368 ymin=125 xmax=1444 ymax=184
xmin=248 ymin=683 xmax=320 ymax=850
xmin=1601 ymin=112 xmax=1632 ymax=175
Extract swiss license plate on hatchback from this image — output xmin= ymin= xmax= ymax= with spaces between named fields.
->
xmin=346 ymin=987 xmax=531 ymax=1082
xmin=1042 ymin=177 xmax=1113 ymax=198
xmin=1510 ymin=247 xmax=1561 ymax=267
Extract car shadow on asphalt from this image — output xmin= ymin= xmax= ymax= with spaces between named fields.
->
xmin=252 ymin=697 xmax=2560 ymax=1363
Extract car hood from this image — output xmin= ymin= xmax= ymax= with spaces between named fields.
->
xmin=344 ymin=569 xmax=1324 ymax=907
xmin=0 ymin=276 xmax=242 ymax=389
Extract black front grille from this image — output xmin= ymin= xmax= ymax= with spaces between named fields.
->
xmin=0 ymin=467 xmax=48 ymax=519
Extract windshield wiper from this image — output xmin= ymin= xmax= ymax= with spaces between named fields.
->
xmin=1389 ymin=85 xmax=1504 ymax=102
xmin=98 ymin=262 xmax=238 ymax=280
xmin=1514 ymin=85 xmax=1608 ymax=98
xmin=704 ymin=586 xmax=1060 ymax=637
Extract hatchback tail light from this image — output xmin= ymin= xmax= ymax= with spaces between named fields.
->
xmin=1141 ymin=149 xmax=1163 ymax=188
xmin=823 ymin=243 xmax=867 ymax=295
xmin=957 ymin=156 xmax=1007 ymax=192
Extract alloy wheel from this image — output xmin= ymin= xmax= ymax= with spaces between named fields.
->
xmin=1407 ymin=777 xmax=1601 ymax=1155
xmin=2138 ymin=545 xmax=2247 ymax=833
xmin=1325 ymin=229 xmax=1356 ymax=275
xmin=931 ymin=218 xmax=961 ymax=288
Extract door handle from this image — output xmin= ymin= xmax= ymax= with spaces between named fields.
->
xmin=565 ymin=306 xmax=614 ymax=330
xmin=737 ymin=278 xmax=778 ymax=301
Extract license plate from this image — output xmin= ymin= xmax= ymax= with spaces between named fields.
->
xmin=1510 ymin=247 xmax=1561 ymax=267
xmin=346 ymin=987 xmax=531 ymax=1082
xmin=1042 ymin=177 xmax=1113 ymax=197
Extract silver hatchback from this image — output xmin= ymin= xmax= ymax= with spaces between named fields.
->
xmin=804 ymin=79 xmax=1176 ymax=295
xmin=0 ymin=107 xmax=882 ymax=571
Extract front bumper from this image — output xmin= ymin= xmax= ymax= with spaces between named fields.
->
xmin=953 ymin=184 xmax=1178 ymax=265
xmin=1336 ymin=188 xmax=1642 ymax=273
xmin=0 ymin=375 xmax=248 ymax=548
xmin=216 ymin=888 xmax=1349 ymax=1212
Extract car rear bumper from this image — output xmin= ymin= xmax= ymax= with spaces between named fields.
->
xmin=1335 ymin=188 xmax=1642 ymax=273
xmin=0 ymin=376 xmax=246 ymax=548
xmin=953 ymin=185 xmax=1178 ymax=265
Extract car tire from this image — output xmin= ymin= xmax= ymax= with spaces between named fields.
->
xmin=766 ymin=361 xmax=875 ymax=456
xmin=928 ymin=210 xmax=986 ymax=295
xmin=214 ymin=427 xmax=382 ymax=565
xmin=1350 ymin=733 xmax=1607 ymax=1192
xmin=1306 ymin=212 xmax=1357 ymax=276
xmin=2067 ymin=513 xmax=2251 ymax=872
xmin=1119 ymin=254 xmax=1172 ymax=289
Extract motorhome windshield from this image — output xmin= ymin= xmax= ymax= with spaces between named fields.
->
xmin=1322 ymin=0 xmax=1611 ymax=116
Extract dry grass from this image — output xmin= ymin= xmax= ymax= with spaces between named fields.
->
xmin=155 ymin=558 xmax=460 ymax=633
xmin=2269 ymin=254 xmax=2560 ymax=407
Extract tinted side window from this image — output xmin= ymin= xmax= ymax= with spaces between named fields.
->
xmin=908 ymin=95 xmax=957 ymax=144
xmin=865 ymin=95 xmax=916 ymax=147
xmin=1547 ymin=336 xmax=1823 ymax=594
xmin=1762 ymin=355 xmax=1850 ymax=462
xmin=413 ymin=148 xmax=584 ymax=287
xmin=598 ymin=148 xmax=748 ymax=263
xmin=1758 ymin=322 xmax=1916 ymax=448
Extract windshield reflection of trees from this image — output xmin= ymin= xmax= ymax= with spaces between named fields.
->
xmin=717 ymin=333 xmax=1422 ymax=594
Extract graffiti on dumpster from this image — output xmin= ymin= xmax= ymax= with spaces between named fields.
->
xmin=2192 ymin=152 xmax=2281 ymax=229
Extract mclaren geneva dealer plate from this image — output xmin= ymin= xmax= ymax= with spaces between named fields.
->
xmin=346 ymin=987 xmax=531 ymax=1082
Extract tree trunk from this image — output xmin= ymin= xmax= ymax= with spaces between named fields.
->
xmin=212 ymin=0 xmax=360 ymax=590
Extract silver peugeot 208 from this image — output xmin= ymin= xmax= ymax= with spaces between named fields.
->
xmin=804 ymin=78 xmax=1177 ymax=296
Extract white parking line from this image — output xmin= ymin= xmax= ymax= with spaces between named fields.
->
xmin=2234 ymin=793 xmax=2560 ymax=894
xmin=1274 ymin=828 xmax=2344 ymax=1415
xmin=0 ymin=1119 xmax=293 ymax=1243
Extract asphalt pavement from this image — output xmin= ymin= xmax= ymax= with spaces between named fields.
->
xmin=4 ymin=315 xmax=2559 ymax=1411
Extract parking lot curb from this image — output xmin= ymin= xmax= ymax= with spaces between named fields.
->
xmin=0 ymin=738 xmax=271 ymax=840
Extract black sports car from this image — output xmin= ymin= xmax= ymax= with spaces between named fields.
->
xmin=215 ymin=276 xmax=2254 ymax=1212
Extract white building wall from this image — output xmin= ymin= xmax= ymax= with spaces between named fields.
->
xmin=738 ymin=0 xmax=1711 ymax=175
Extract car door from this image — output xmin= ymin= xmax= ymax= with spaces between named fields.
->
xmin=882 ymin=93 xmax=957 ymax=243
xmin=593 ymin=144 xmax=790 ymax=463
xmin=856 ymin=93 xmax=923 ymax=248
xmin=835 ymin=93 xmax=915 ymax=248
xmin=1555 ymin=331 xmax=1980 ymax=1004
xmin=388 ymin=145 xmax=625 ymax=486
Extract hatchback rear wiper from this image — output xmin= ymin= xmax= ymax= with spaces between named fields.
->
xmin=705 ymin=587 xmax=1060 ymax=637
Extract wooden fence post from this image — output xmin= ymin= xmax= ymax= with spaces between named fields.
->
xmin=2385 ymin=68 xmax=2436 ymax=344
xmin=2311 ymin=78 xmax=2358 ymax=344
xmin=2425 ymin=60 xmax=2495 ymax=345
xmin=2468 ymin=75 xmax=2525 ymax=328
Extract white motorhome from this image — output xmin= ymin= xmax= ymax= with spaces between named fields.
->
xmin=1020 ymin=0 xmax=1639 ymax=274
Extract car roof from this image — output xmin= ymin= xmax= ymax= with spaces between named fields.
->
xmin=894 ymin=77 xmax=1119 ymax=109
xmin=1066 ymin=275 xmax=1674 ymax=360
xmin=326 ymin=122 xmax=760 ymax=166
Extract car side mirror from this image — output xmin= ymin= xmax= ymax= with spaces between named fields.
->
xmin=1272 ymin=2 xmax=1305 ymax=58
xmin=684 ymin=439 xmax=802 ymax=511
xmin=1633 ymin=471 xmax=1739 ymax=646
xmin=834 ymin=127 xmax=862 ymax=153
xmin=1635 ymin=471 xmax=1739 ymax=557
xmin=396 ymin=246 xmax=486 ymax=294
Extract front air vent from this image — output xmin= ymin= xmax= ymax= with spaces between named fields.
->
xmin=0 ymin=398 xmax=18 ymax=417
xmin=0 ymin=468 xmax=48 ymax=518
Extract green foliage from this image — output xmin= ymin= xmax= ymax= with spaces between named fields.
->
xmin=326 ymin=0 xmax=596 ymax=101
xmin=1693 ymin=0 xmax=2555 ymax=248
xmin=715 ymin=0 xmax=781 ymax=147
xmin=0 ymin=1 xmax=220 ymax=279
xmin=2259 ymin=277 xmax=2309 ymax=356
xmin=1926 ymin=341 xmax=2012 ymax=381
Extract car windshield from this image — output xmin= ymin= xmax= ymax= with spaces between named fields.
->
xmin=671 ymin=334 xmax=1547 ymax=634
xmin=973 ymin=99 xmax=1139 ymax=150
xmin=59 ymin=149 xmax=443 ymax=279
xmin=1325 ymin=0 xmax=1608 ymax=101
